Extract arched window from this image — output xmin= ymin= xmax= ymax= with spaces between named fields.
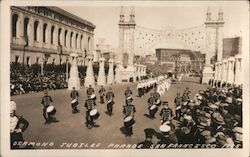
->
xmin=12 ymin=14 xmax=18 ymax=37
xmin=75 ymin=33 xmax=78 ymax=49
xmin=70 ymin=32 xmax=73 ymax=48
xmin=80 ymin=35 xmax=83 ymax=49
xmin=51 ymin=26 xmax=54 ymax=44
xmin=24 ymin=17 xmax=29 ymax=37
xmin=58 ymin=28 xmax=61 ymax=45
xmin=88 ymin=36 xmax=90 ymax=51
xmin=43 ymin=23 xmax=47 ymax=43
xmin=34 ymin=21 xmax=39 ymax=41
xmin=64 ymin=30 xmax=67 ymax=46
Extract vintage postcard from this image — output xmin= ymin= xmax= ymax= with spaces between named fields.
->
xmin=1 ymin=0 xmax=249 ymax=157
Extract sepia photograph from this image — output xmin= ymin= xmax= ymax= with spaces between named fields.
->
xmin=1 ymin=0 xmax=249 ymax=157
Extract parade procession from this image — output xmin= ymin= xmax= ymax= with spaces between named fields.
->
xmin=4 ymin=2 xmax=248 ymax=153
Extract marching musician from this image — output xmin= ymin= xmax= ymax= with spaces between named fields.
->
xmin=123 ymin=99 xmax=136 ymax=136
xmin=70 ymin=87 xmax=80 ymax=113
xmin=41 ymin=90 xmax=58 ymax=124
xmin=106 ymin=87 xmax=115 ymax=116
xmin=159 ymin=101 xmax=173 ymax=125
xmin=125 ymin=86 xmax=133 ymax=103
xmin=153 ymin=88 xmax=161 ymax=106
xmin=84 ymin=95 xmax=96 ymax=129
xmin=147 ymin=93 xmax=157 ymax=118
xmin=99 ymin=85 xmax=106 ymax=104
xmin=174 ymin=92 xmax=182 ymax=120
xmin=10 ymin=100 xmax=29 ymax=149
xmin=125 ymin=86 xmax=132 ymax=98
xmin=137 ymin=81 xmax=142 ymax=97
xmin=87 ymin=85 xmax=95 ymax=97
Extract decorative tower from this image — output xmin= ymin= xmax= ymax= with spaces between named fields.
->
xmin=118 ymin=6 xmax=136 ymax=82
xmin=202 ymin=7 xmax=224 ymax=84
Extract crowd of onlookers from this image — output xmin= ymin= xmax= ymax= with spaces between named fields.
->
xmin=10 ymin=67 xmax=68 ymax=95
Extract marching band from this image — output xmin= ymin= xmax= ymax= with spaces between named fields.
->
xmin=10 ymin=75 xmax=243 ymax=148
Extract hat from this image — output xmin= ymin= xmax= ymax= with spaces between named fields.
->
xmin=162 ymin=101 xmax=168 ymax=104
xmin=10 ymin=100 xmax=17 ymax=113
xmin=233 ymin=127 xmax=242 ymax=134
xmin=209 ymin=104 xmax=218 ymax=110
xmin=159 ymin=125 xmax=171 ymax=133
xmin=201 ymin=130 xmax=211 ymax=136
xmin=184 ymin=115 xmax=192 ymax=121
xmin=213 ymin=112 xmax=225 ymax=125
xmin=226 ymin=97 xmax=232 ymax=104
xmin=236 ymin=98 xmax=242 ymax=102
xmin=144 ymin=128 xmax=155 ymax=138
xmin=197 ymin=96 xmax=202 ymax=100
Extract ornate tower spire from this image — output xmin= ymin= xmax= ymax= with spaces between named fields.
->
xmin=206 ymin=7 xmax=212 ymax=21
xmin=130 ymin=6 xmax=135 ymax=23
xmin=119 ymin=6 xmax=124 ymax=23
xmin=218 ymin=7 xmax=224 ymax=21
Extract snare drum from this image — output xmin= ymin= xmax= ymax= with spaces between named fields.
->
xmin=155 ymin=99 xmax=161 ymax=106
xmin=91 ymin=94 xmax=96 ymax=100
xmin=90 ymin=109 xmax=100 ymax=120
xmin=124 ymin=116 xmax=135 ymax=127
xmin=150 ymin=105 xmax=158 ymax=113
xmin=46 ymin=105 xmax=56 ymax=115
xmin=71 ymin=99 xmax=78 ymax=107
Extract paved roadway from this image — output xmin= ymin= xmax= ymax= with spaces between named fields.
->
xmin=12 ymin=76 xmax=208 ymax=149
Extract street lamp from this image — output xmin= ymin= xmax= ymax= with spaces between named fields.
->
xmin=57 ymin=43 xmax=63 ymax=66
xmin=22 ymin=35 xmax=29 ymax=67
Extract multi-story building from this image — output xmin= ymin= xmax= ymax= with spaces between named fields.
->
xmin=11 ymin=6 xmax=95 ymax=66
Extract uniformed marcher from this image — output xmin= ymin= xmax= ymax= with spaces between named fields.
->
xmin=137 ymin=82 xmax=143 ymax=97
xmin=174 ymin=92 xmax=182 ymax=120
xmin=87 ymin=85 xmax=95 ymax=97
xmin=147 ymin=93 xmax=158 ymax=118
xmin=70 ymin=87 xmax=80 ymax=113
xmin=99 ymin=85 xmax=106 ymax=104
xmin=156 ymin=124 xmax=177 ymax=147
xmin=41 ymin=90 xmax=58 ymax=124
xmin=84 ymin=95 xmax=96 ymax=129
xmin=10 ymin=100 xmax=29 ymax=149
xmin=125 ymin=86 xmax=133 ymax=103
xmin=137 ymin=128 xmax=155 ymax=149
xmin=123 ymin=99 xmax=136 ymax=136
xmin=159 ymin=101 xmax=173 ymax=125
xmin=106 ymin=87 xmax=115 ymax=116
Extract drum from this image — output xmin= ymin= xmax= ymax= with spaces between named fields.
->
xmin=46 ymin=105 xmax=56 ymax=115
xmin=126 ymin=96 xmax=132 ymax=100
xmin=124 ymin=116 xmax=135 ymax=127
xmin=91 ymin=94 xmax=96 ymax=100
xmin=90 ymin=109 xmax=100 ymax=120
xmin=176 ymin=105 xmax=181 ymax=110
xmin=150 ymin=105 xmax=158 ymax=113
xmin=71 ymin=99 xmax=78 ymax=107
xmin=155 ymin=99 xmax=161 ymax=106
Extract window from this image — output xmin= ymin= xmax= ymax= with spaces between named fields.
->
xmin=24 ymin=17 xmax=29 ymax=37
xmin=12 ymin=14 xmax=18 ymax=37
xmin=36 ymin=57 xmax=40 ymax=63
xmin=43 ymin=23 xmax=47 ymax=43
xmin=26 ymin=57 xmax=30 ymax=65
xmin=34 ymin=21 xmax=39 ymax=41
xmin=51 ymin=26 xmax=54 ymax=44
xmin=15 ymin=56 xmax=19 ymax=63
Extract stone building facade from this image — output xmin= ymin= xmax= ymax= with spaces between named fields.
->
xmin=11 ymin=6 xmax=95 ymax=66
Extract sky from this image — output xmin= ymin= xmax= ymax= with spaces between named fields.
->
xmin=61 ymin=1 xmax=249 ymax=49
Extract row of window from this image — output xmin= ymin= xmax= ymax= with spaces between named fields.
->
xmin=12 ymin=13 xmax=91 ymax=50
xmin=25 ymin=7 xmax=91 ymax=31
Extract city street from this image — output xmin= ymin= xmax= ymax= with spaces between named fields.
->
xmin=12 ymin=76 xmax=208 ymax=149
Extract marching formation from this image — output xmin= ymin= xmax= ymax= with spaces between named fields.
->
xmin=10 ymin=76 xmax=243 ymax=149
